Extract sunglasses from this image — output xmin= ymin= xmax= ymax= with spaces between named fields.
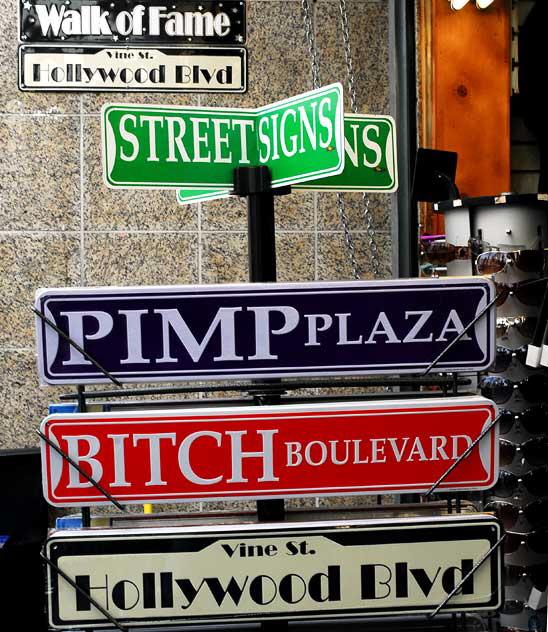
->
xmin=501 ymin=600 xmax=532 ymax=615
xmin=500 ymin=437 xmax=548 ymax=467
xmin=496 ymin=317 xmax=537 ymax=341
xmin=505 ymin=563 xmax=548 ymax=592
xmin=490 ymin=468 xmax=548 ymax=498
xmin=479 ymin=375 xmax=548 ymax=404
xmin=505 ymin=529 xmax=548 ymax=554
xmin=484 ymin=500 xmax=548 ymax=531
xmin=492 ymin=345 xmax=528 ymax=372
xmin=476 ymin=250 xmax=548 ymax=275
xmin=494 ymin=277 xmax=548 ymax=307
xmin=498 ymin=405 xmax=548 ymax=435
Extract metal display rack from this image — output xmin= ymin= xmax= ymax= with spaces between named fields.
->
xmin=35 ymin=167 xmax=504 ymax=632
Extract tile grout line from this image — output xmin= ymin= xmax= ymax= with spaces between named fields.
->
xmin=0 ymin=228 xmax=392 ymax=236
xmin=79 ymin=96 xmax=85 ymax=285
xmin=0 ymin=348 xmax=35 ymax=353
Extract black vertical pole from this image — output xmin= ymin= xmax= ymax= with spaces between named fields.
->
xmin=389 ymin=0 xmax=418 ymax=278
xmin=234 ymin=165 xmax=288 ymax=524
xmin=234 ymin=166 xmax=290 ymax=631
xmin=77 ymin=385 xmax=91 ymax=528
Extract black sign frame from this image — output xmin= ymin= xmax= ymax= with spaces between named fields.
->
xmin=35 ymin=278 xmax=496 ymax=385
xmin=45 ymin=515 xmax=503 ymax=628
xmin=19 ymin=0 xmax=246 ymax=45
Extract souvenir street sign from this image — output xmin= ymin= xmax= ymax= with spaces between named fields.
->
xmin=39 ymin=397 xmax=498 ymax=507
xmin=176 ymin=113 xmax=398 ymax=202
xmin=101 ymin=83 xmax=344 ymax=189
xmin=19 ymin=46 xmax=246 ymax=92
xmin=44 ymin=514 xmax=503 ymax=628
xmin=177 ymin=187 xmax=230 ymax=204
xmin=34 ymin=278 xmax=496 ymax=385
xmin=296 ymin=113 xmax=397 ymax=191
xmin=19 ymin=0 xmax=246 ymax=45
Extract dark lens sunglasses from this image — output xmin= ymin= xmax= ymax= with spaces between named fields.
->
xmin=500 ymin=437 xmax=548 ymax=467
xmin=492 ymin=345 xmax=528 ymax=372
xmin=500 ymin=404 xmax=548 ymax=435
xmin=496 ymin=317 xmax=537 ymax=341
xmin=476 ymin=250 xmax=548 ymax=275
xmin=484 ymin=499 xmax=548 ymax=530
xmin=479 ymin=375 xmax=548 ymax=404
xmin=505 ymin=563 xmax=548 ymax=592
xmin=494 ymin=277 xmax=548 ymax=307
xmin=491 ymin=468 xmax=548 ymax=498
xmin=505 ymin=529 xmax=548 ymax=554
xmin=501 ymin=600 xmax=532 ymax=615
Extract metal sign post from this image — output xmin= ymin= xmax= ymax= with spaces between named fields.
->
xmin=234 ymin=164 xmax=289 ymax=629
xmin=236 ymin=165 xmax=286 ymax=628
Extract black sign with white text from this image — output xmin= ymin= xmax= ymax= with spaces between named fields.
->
xmin=45 ymin=514 xmax=502 ymax=628
xmin=35 ymin=278 xmax=496 ymax=384
xmin=20 ymin=0 xmax=246 ymax=45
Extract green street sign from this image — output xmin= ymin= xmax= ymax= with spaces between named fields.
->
xmin=176 ymin=113 xmax=397 ymax=204
xmin=296 ymin=113 xmax=397 ymax=192
xmin=102 ymin=83 xmax=344 ymax=190
xmin=177 ymin=189 xmax=230 ymax=204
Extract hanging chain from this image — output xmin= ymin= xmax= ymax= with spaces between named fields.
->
xmin=301 ymin=0 xmax=361 ymax=279
xmin=339 ymin=0 xmax=358 ymax=114
xmin=301 ymin=0 xmax=321 ymax=90
xmin=338 ymin=0 xmax=382 ymax=279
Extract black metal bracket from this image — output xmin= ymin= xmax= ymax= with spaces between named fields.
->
xmin=232 ymin=165 xmax=291 ymax=197
xmin=36 ymin=429 xmax=125 ymax=512
xmin=33 ymin=307 xmax=122 ymax=387
xmin=423 ymin=414 xmax=501 ymax=499
xmin=236 ymin=166 xmax=288 ymax=630
xmin=41 ymin=549 xmax=127 ymax=632
xmin=58 ymin=376 xmax=473 ymax=402
xmin=427 ymin=534 xmax=505 ymax=619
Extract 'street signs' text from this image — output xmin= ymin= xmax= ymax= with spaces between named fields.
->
xmin=177 ymin=113 xmax=397 ymax=201
xmin=101 ymin=84 xmax=345 ymax=188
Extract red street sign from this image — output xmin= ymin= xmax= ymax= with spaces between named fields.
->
xmin=40 ymin=397 xmax=498 ymax=507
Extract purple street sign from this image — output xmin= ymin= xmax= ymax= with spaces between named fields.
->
xmin=35 ymin=278 xmax=495 ymax=385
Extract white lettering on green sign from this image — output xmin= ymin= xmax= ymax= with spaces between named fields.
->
xmin=176 ymin=113 xmax=397 ymax=203
xmin=103 ymin=83 xmax=345 ymax=189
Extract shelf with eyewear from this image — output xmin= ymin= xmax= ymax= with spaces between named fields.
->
xmin=479 ymin=249 xmax=548 ymax=630
xmin=421 ymin=208 xmax=548 ymax=630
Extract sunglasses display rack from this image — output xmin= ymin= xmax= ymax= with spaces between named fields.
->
xmin=428 ymin=196 xmax=548 ymax=630
xmin=479 ymin=256 xmax=548 ymax=631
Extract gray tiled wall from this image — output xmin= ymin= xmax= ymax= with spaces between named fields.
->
xmin=0 ymin=0 xmax=392 ymax=458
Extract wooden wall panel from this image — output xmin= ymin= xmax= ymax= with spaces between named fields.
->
xmin=420 ymin=0 xmax=511 ymax=234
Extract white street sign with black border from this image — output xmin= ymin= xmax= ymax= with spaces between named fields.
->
xmin=45 ymin=514 xmax=503 ymax=628
xmin=19 ymin=45 xmax=246 ymax=92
